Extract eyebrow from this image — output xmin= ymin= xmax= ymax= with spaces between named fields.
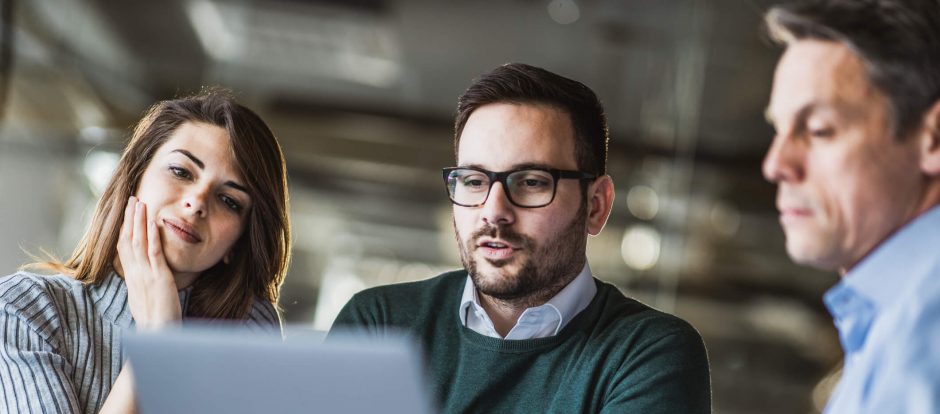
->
xmin=172 ymin=149 xmax=205 ymax=169
xmin=765 ymin=99 xmax=867 ymax=128
xmin=458 ymin=162 xmax=559 ymax=171
xmin=171 ymin=149 xmax=250 ymax=196
xmin=764 ymin=102 xmax=817 ymax=131
xmin=225 ymin=181 xmax=250 ymax=196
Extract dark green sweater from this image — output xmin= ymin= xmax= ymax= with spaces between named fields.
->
xmin=332 ymin=270 xmax=711 ymax=413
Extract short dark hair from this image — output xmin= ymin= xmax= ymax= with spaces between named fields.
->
xmin=454 ymin=63 xmax=609 ymax=175
xmin=765 ymin=0 xmax=940 ymax=140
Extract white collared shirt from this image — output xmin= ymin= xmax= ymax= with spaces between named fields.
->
xmin=458 ymin=263 xmax=597 ymax=340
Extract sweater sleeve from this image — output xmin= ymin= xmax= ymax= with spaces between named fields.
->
xmin=601 ymin=322 xmax=712 ymax=414
xmin=328 ymin=287 xmax=411 ymax=341
xmin=330 ymin=291 xmax=379 ymax=331
xmin=0 ymin=305 xmax=82 ymax=414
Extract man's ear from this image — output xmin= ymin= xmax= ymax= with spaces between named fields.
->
xmin=920 ymin=99 xmax=940 ymax=176
xmin=586 ymin=175 xmax=615 ymax=236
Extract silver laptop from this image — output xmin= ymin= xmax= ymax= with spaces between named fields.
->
xmin=124 ymin=326 xmax=435 ymax=414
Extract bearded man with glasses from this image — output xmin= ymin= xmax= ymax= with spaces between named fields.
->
xmin=331 ymin=63 xmax=711 ymax=413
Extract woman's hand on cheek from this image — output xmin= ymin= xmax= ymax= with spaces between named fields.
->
xmin=116 ymin=196 xmax=182 ymax=330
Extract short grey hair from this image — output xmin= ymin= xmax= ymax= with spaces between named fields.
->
xmin=766 ymin=0 xmax=940 ymax=140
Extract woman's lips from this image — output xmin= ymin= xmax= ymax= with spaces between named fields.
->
xmin=163 ymin=218 xmax=202 ymax=243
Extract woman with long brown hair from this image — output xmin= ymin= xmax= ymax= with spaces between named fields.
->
xmin=0 ymin=88 xmax=291 ymax=413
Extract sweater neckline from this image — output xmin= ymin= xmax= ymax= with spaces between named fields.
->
xmin=455 ymin=278 xmax=608 ymax=353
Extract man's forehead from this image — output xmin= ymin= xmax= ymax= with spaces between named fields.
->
xmin=767 ymin=40 xmax=882 ymax=123
xmin=456 ymin=103 xmax=579 ymax=169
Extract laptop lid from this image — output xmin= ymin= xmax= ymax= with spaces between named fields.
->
xmin=124 ymin=326 xmax=435 ymax=414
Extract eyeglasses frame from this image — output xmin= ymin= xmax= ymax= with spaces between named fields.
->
xmin=442 ymin=166 xmax=597 ymax=208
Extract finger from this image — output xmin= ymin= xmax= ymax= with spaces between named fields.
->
xmin=116 ymin=197 xmax=137 ymax=266
xmin=119 ymin=196 xmax=136 ymax=245
xmin=147 ymin=219 xmax=168 ymax=272
xmin=132 ymin=201 xmax=149 ymax=267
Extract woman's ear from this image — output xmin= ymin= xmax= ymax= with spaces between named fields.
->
xmin=586 ymin=175 xmax=615 ymax=236
xmin=920 ymin=99 xmax=940 ymax=176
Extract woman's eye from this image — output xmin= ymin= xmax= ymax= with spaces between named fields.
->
xmin=169 ymin=166 xmax=193 ymax=180
xmin=220 ymin=195 xmax=241 ymax=212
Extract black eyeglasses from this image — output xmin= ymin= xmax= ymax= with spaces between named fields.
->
xmin=443 ymin=167 xmax=596 ymax=208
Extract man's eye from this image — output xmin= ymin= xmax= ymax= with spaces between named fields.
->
xmin=514 ymin=178 xmax=550 ymax=193
xmin=809 ymin=128 xmax=835 ymax=138
xmin=462 ymin=178 xmax=486 ymax=188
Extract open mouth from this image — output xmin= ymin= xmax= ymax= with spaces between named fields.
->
xmin=476 ymin=239 xmax=519 ymax=260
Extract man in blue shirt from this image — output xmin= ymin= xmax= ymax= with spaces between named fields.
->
xmin=762 ymin=1 xmax=940 ymax=412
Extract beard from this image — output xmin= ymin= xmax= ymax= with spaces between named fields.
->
xmin=455 ymin=202 xmax=588 ymax=305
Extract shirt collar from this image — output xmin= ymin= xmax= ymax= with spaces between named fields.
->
xmin=91 ymin=270 xmax=195 ymax=327
xmin=458 ymin=263 xmax=597 ymax=336
xmin=90 ymin=271 xmax=132 ymax=327
xmin=823 ymin=283 xmax=875 ymax=354
xmin=837 ymin=205 xmax=940 ymax=311
xmin=823 ymin=205 xmax=940 ymax=353
xmin=542 ymin=263 xmax=596 ymax=333
xmin=459 ymin=274 xmax=476 ymax=319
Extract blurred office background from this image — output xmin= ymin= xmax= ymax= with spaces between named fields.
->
xmin=0 ymin=0 xmax=840 ymax=412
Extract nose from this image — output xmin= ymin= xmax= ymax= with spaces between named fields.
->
xmin=182 ymin=188 xmax=208 ymax=218
xmin=480 ymin=182 xmax=515 ymax=226
xmin=762 ymin=133 xmax=805 ymax=184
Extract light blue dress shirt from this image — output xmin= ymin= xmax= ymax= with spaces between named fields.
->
xmin=459 ymin=263 xmax=596 ymax=339
xmin=823 ymin=206 xmax=940 ymax=414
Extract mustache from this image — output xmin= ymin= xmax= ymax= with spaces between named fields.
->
xmin=469 ymin=224 xmax=532 ymax=248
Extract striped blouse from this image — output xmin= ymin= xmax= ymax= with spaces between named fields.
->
xmin=0 ymin=271 xmax=281 ymax=413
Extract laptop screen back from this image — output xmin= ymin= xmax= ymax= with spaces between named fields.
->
xmin=124 ymin=327 xmax=435 ymax=414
